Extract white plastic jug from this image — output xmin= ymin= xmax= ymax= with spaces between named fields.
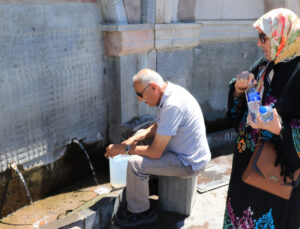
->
xmin=109 ymin=154 xmax=131 ymax=188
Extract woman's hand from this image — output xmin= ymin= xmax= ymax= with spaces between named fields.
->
xmin=248 ymin=108 xmax=282 ymax=135
xmin=234 ymin=72 xmax=257 ymax=97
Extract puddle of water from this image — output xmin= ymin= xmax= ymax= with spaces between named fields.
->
xmin=94 ymin=186 xmax=111 ymax=195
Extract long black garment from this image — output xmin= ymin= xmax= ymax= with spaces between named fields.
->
xmin=223 ymin=56 xmax=300 ymax=229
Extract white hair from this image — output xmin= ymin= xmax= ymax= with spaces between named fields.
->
xmin=133 ymin=69 xmax=165 ymax=88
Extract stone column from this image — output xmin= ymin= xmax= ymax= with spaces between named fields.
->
xmin=156 ymin=0 xmax=164 ymax=23
xmin=142 ymin=0 xmax=156 ymax=24
xmin=103 ymin=24 xmax=155 ymax=143
xmin=99 ymin=0 xmax=128 ymax=24
xmin=123 ymin=0 xmax=142 ymax=24
xmin=163 ymin=0 xmax=178 ymax=23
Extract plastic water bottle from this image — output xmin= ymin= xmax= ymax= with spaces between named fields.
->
xmin=109 ymin=155 xmax=130 ymax=188
xmin=259 ymin=106 xmax=273 ymax=122
xmin=246 ymin=87 xmax=261 ymax=123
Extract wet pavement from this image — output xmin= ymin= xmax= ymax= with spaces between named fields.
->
xmin=0 ymin=168 xmax=111 ymax=229
xmin=0 ymin=150 xmax=233 ymax=229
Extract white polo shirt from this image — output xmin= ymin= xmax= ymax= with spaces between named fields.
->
xmin=155 ymin=82 xmax=211 ymax=171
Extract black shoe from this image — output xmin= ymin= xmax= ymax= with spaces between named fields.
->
xmin=114 ymin=208 xmax=158 ymax=228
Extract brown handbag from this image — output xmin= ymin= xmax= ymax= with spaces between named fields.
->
xmin=242 ymin=140 xmax=300 ymax=199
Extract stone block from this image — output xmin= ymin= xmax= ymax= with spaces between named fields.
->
xmin=264 ymin=0 xmax=286 ymax=12
xmin=119 ymin=54 xmax=156 ymax=123
xmin=147 ymin=49 xmax=157 ymax=71
xmin=191 ymin=40 xmax=262 ymax=121
xmin=195 ymin=0 xmax=223 ymax=20
xmin=195 ymin=0 xmax=264 ymax=20
xmin=44 ymin=3 xmax=103 ymax=30
xmin=157 ymin=49 xmax=193 ymax=89
xmin=158 ymin=176 xmax=197 ymax=215
xmin=178 ymin=0 xmax=196 ymax=22
xmin=106 ymin=52 xmax=156 ymax=143
xmin=0 ymin=4 xmax=44 ymax=35
xmin=99 ymin=197 xmax=120 ymax=229
xmin=222 ymin=0 xmax=264 ymax=20
xmin=104 ymin=30 xmax=154 ymax=56
xmin=123 ymin=0 xmax=142 ymax=23
xmin=155 ymin=23 xmax=201 ymax=50
xmin=80 ymin=208 xmax=100 ymax=229
xmin=101 ymin=23 xmax=153 ymax=32
xmin=40 ymin=212 xmax=84 ymax=229
xmin=197 ymin=20 xmax=257 ymax=42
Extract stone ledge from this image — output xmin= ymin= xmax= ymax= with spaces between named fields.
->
xmin=40 ymin=212 xmax=84 ymax=229
xmin=196 ymin=20 xmax=257 ymax=42
xmin=102 ymin=21 xmax=257 ymax=56
xmin=104 ymin=29 xmax=154 ymax=56
xmin=102 ymin=23 xmax=202 ymax=55
xmin=100 ymin=23 xmax=154 ymax=32
xmin=155 ymin=23 xmax=201 ymax=50
xmin=40 ymin=189 xmax=123 ymax=229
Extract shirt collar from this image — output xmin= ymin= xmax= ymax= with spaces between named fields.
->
xmin=157 ymin=81 xmax=172 ymax=108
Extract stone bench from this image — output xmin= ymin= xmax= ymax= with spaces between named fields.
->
xmin=158 ymin=176 xmax=197 ymax=215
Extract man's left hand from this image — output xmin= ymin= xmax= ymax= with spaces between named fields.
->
xmin=105 ymin=144 xmax=127 ymax=158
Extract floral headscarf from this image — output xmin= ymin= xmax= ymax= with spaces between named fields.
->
xmin=253 ymin=8 xmax=300 ymax=64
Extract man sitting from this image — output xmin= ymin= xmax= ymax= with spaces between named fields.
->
xmin=105 ymin=68 xmax=211 ymax=227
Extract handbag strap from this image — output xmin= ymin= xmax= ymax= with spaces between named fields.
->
xmin=294 ymin=176 xmax=300 ymax=187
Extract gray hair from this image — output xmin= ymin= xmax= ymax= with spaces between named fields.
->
xmin=133 ymin=69 xmax=165 ymax=88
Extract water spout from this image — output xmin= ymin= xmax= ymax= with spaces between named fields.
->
xmin=10 ymin=162 xmax=33 ymax=205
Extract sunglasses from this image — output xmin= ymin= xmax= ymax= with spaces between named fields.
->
xmin=136 ymin=84 xmax=150 ymax=98
xmin=258 ymin=33 xmax=267 ymax=44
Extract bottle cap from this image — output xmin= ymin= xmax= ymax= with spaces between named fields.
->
xmin=259 ymin=106 xmax=267 ymax=114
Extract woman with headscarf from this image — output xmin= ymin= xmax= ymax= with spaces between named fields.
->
xmin=223 ymin=8 xmax=300 ymax=229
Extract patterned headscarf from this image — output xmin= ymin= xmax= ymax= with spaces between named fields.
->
xmin=253 ymin=8 xmax=300 ymax=64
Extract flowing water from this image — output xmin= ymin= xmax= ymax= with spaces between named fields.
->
xmin=10 ymin=163 xmax=47 ymax=228
xmin=72 ymin=139 xmax=100 ymax=186
xmin=3 ymin=142 xmax=110 ymax=228
xmin=72 ymin=139 xmax=111 ymax=195
xmin=10 ymin=162 xmax=33 ymax=205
